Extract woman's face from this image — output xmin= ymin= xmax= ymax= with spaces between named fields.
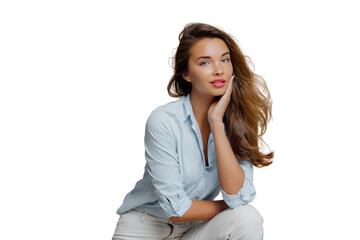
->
xmin=183 ymin=37 xmax=233 ymax=98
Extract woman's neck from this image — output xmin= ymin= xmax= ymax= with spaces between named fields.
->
xmin=189 ymin=92 xmax=215 ymax=131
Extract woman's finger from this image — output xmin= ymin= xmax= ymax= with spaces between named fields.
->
xmin=218 ymin=75 xmax=234 ymax=105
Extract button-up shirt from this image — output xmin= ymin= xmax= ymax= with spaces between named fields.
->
xmin=116 ymin=93 xmax=256 ymax=219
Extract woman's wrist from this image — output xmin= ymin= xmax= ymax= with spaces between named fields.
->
xmin=209 ymin=120 xmax=224 ymax=131
xmin=217 ymin=200 xmax=229 ymax=211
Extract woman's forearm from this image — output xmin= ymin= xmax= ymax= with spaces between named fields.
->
xmin=211 ymin=121 xmax=245 ymax=195
xmin=169 ymin=199 xmax=229 ymax=223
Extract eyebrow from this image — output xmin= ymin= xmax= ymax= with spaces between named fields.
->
xmin=196 ymin=52 xmax=230 ymax=60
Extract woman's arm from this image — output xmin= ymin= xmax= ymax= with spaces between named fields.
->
xmin=207 ymin=76 xmax=245 ymax=195
xmin=169 ymin=199 xmax=229 ymax=223
xmin=211 ymin=122 xmax=245 ymax=194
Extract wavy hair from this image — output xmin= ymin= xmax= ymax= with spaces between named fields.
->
xmin=167 ymin=23 xmax=274 ymax=167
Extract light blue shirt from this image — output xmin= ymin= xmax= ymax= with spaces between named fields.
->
xmin=116 ymin=93 xmax=256 ymax=219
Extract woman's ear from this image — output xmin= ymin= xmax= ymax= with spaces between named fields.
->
xmin=182 ymin=73 xmax=191 ymax=83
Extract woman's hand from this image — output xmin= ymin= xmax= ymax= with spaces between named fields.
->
xmin=208 ymin=75 xmax=234 ymax=129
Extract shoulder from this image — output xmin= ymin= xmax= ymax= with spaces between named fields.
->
xmin=146 ymin=97 xmax=185 ymax=132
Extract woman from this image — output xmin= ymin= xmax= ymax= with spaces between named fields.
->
xmin=112 ymin=23 xmax=274 ymax=240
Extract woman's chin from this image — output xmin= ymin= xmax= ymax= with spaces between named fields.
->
xmin=213 ymin=89 xmax=227 ymax=96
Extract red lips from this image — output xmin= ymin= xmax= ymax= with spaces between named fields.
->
xmin=210 ymin=79 xmax=226 ymax=83
xmin=210 ymin=79 xmax=226 ymax=88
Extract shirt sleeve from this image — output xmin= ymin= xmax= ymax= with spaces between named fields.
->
xmin=144 ymin=110 xmax=192 ymax=218
xmin=220 ymin=158 xmax=256 ymax=208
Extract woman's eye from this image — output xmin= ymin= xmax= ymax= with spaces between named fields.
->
xmin=222 ymin=58 xmax=230 ymax=63
xmin=200 ymin=62 xmax=209 ymax=66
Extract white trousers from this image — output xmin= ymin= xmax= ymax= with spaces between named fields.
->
xmin=112 ymin=204 xmax=263 ymax=240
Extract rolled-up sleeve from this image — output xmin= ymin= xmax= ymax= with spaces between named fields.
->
xmin=220 ymin=158 xmax=256 ymax=208
xmin=144 ymin=110 xmax=192 ymax=218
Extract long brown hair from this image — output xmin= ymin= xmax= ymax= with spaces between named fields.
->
xmin=167 ymin=23 xmax=274 ymax=167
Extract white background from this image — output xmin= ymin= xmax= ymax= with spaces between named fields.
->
xmin=1 ymin=0 xmax=359 ymax=239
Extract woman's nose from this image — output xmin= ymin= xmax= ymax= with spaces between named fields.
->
xmin=213 ymin=63 xmax=223 ymax=76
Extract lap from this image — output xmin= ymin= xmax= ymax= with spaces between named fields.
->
xmin=112 ymin=205 xmax=263 ymax=240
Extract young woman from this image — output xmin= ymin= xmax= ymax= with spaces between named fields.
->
xmin=112 ymin=23 xmax=274 ymax=240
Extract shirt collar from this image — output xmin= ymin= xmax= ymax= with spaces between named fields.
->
xmin=182 ymin=93 xmax=215 ymax=142
xmin=183 ymin=93 xmax=193 ymax=122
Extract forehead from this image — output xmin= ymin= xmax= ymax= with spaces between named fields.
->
xmin=189 ymin=38 xmax=229 ymax=58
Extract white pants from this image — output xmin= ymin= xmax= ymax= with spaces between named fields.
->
xmin=112 ymin=204 xmax=263 ymax=240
